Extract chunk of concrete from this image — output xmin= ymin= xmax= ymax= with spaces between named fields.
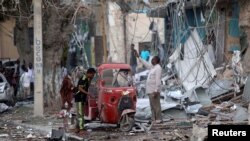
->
xmin=233 ymin=105 xmax=248 ymax=122
xmin=0 ymin=103 xmax=9 ymax=113
xmin=190 ymin=124 xmax=207 ymax=141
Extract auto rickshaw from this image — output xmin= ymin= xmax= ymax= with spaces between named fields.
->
xmin=85 ymin=63 xmax=137 ymax=131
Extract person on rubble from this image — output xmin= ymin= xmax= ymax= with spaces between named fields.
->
xmin=135 ymin=50 xmax=162 ymax=124
xmin=60 ymin=71 xmax=74 ymax=111
xmin=74 ymin=68 xmax=96 ymax=134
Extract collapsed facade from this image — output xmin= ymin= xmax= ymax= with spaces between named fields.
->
xmin=120 ymin=0 xmax=250 ymax=125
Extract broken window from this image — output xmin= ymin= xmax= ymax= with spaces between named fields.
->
xmin=102 ymin=69 xmax=132 ymax=88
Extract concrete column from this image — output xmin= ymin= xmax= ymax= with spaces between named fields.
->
xmin=33 ymin=0 xmax=44 ymax=116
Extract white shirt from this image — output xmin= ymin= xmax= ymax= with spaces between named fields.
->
xmin=139 ymin=58 xmax=162 ymax=94
xmin=28 ymin=68 xmax=34 ymax=82
xmin=20 ymin=72 xmax=31 ymax=88
xmin=62 ymin=67 xmax=67 ymax=79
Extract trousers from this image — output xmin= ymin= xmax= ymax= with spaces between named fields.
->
xmin=148 ymin=92 xmax=162 ymax=121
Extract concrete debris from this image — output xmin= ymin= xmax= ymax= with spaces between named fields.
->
xmin=190 ymin=124 xmax=207 ymax=141
xmin=184 ymin=104 xmax=203 ymax=114
xmin=0 ymin=134 xmax=9 ymax=138
xmin=0 ymin=103 xmax=9 ymax=113
xmin=127 ymin=132 xmax=136 ymax=136
xmin=206 ymin=79 xmax=234 ymax=98
xmin=232 ymin=105 xmax=248 ymax=122
xmin=26 ymin=133 xmax=36 ymax=138
xmin=16 ymin=126 xmax=23 ymax=130
xmin=166 ymin=90 xmax=183 ymax=100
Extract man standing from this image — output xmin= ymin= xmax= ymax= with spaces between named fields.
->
xmin=75 ymin=68 xmax=96 ymax=134
xmin=60 ymin=72 xmax=74 ymax=111
xmin=20 ymin=68 xmax=31 ymax=99
xmin=130 ymin=44 xmax=137 ymax=75
xmin=28 ymin=63 xmax=34 ymax=95
xmin=135 ymin=51 xmax=162 ymax=123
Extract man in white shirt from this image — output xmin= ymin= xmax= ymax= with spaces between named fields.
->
xmin=28 ymin=63 xmax=34 ymax=95
xmin=20 ymin=68 xmax=31 ymax=99
xmin=135 ymin=51 xmax=162 ymax=123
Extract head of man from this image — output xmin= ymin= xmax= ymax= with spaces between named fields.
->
xmin=16 ymin=59 xmax=20 ymax=64
xmin=29 ymin=63 xmax=33 ymax=69
xmin=151 ymin=56 xmax=160 ymax=66
xmin=86 ymin=68 xmax=96 ymax=79
xmin=24 ymin=68 xmax=28 ymax=72
xmin=131 ymin=44 xmax=135 ymax=50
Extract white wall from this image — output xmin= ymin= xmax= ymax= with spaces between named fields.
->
xmin=107 ymin=2 xmax=126 ymax=63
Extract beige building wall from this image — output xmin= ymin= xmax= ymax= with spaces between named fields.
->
xmin=126 ymin=13 xmax=165 ymax=50
xmin=126 ymin=13 xmax=165 ymax=68
xmin=0 ymin=18 xmax=19 ymax=59
xmin=107 ymin=2 xmax=126 ymax=63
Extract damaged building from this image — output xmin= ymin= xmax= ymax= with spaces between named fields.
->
xmin=131 ymin=0 xmax=250 ymax=127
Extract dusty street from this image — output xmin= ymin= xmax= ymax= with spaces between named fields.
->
xmin=0 ymin=120 xmax=47 ymax=141
xmin=0 ymin=102 xmax=192 ymax=141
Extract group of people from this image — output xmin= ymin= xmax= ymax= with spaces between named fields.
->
xmin=60 ymin=43 xmax=162 ymax=135
xmin=14 ymin=59 xmax=34 ymax=99
xmin=0 ymin=59 xmax=34 ymax=99
xmin=60 ymin=67 xmax=96 ymax=135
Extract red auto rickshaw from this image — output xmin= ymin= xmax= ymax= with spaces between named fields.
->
xmin=86 ymin=63 xmax=137 ymax=131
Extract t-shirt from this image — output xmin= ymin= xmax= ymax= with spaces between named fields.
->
xmin=140 ymin=50 xmax=150 ymax=61
xmin=20 ymin=72 xmax=31 ymax=88
xmin=75 ymin=75 xmax=90 ymax=103
xmin=28 ymin=68 xmax=34 ymax=83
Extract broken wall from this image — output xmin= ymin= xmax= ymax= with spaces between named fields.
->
xmin=126 ymin=13 xmax=165 ymax=68
xmin=223 ymin=0 xmax=240 ymax=61
xmin=107 ymin=2 xmax=126 ymax=63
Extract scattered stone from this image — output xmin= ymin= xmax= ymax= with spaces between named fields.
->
xmin=190 ymin=124 xmax=207 ymax=141
xmin=26 ymin=133 xmax=36 ymax=138
xmin=233 ymin=105 xmax=248 ymax=122
xmin=0 ymin=134 xmax=9 ymax=138
xmin=0 ymin=103 xmax=9 ymax=113
xmin=127 ymin=132 xmax=135 ymax=136
xmin=16 ymin=126 xmax=22 ymax=130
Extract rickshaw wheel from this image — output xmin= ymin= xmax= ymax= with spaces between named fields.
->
xmin=119 ymin=114 xmax=134 ymax=132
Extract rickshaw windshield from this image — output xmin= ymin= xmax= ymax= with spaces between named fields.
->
xmin=102 ymin=69 xmax=133 ymax=88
